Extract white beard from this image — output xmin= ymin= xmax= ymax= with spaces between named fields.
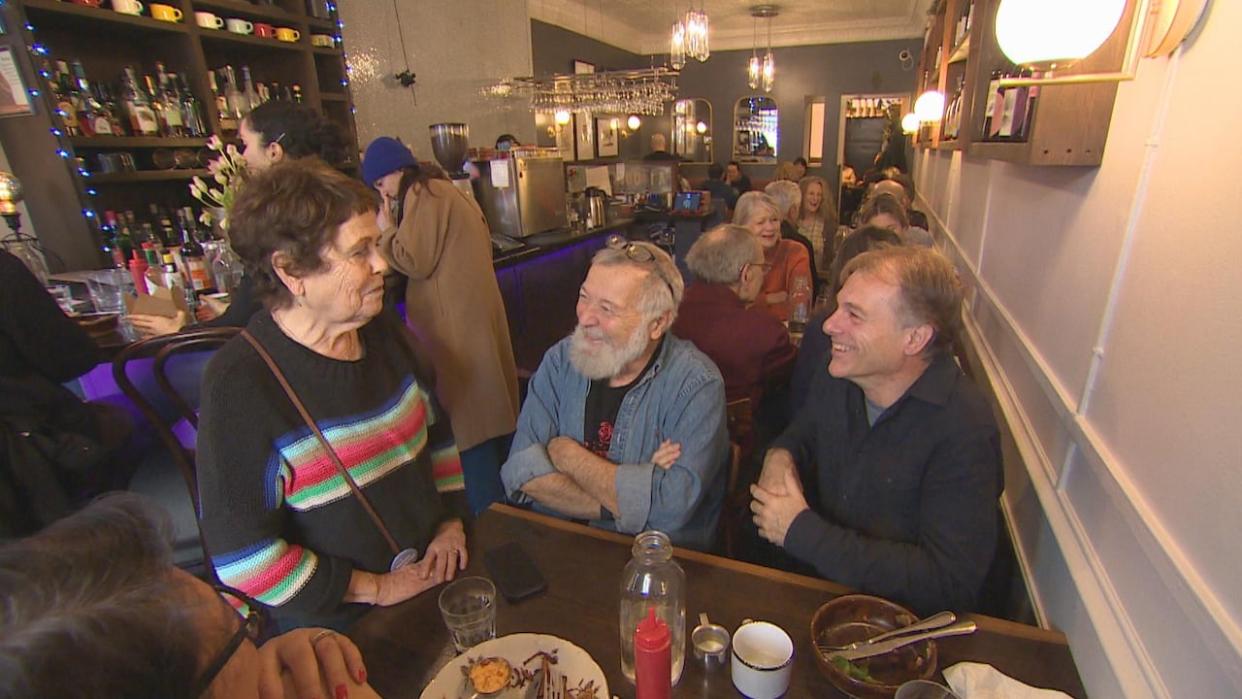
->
xmin=568 ymin=322 xmax=651 ymax=381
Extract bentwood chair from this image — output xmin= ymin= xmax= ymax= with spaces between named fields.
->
xmin=717 ymin=398 xmax=755 ymax=557
xmin=112 ymin=326 xmax=241 ymax=578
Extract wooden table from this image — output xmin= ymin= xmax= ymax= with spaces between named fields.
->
xmin=350 ymin=505 xmax=1087 ymax=698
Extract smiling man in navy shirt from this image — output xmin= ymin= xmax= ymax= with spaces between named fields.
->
xmin=750 ymin=246 xmax=1002 ymax=613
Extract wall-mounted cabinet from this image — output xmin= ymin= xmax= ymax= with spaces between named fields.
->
xmin=0 ymin=0 xmax=358 ymax=270
xmin=915 ymin=0 xmax=1128 ymax=167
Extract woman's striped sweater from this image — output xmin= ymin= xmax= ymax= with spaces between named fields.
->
xmin=196 ymin=310 xmax=461 ymax=624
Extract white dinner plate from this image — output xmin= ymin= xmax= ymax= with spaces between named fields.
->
xmin=418 ymin=633 xmax=609 ymax=699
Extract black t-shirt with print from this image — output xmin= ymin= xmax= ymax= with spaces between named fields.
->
xmin=582 ymin=340 xmax=663 ymax=457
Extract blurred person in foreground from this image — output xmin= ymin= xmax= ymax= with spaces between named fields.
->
xmin=363 ymin=136 xmax=520 ymax=515
xmin=750 ymin=247 xmax=1002 ymax=614
xmin=733 ymin=192 xmax=810 ymax=323
xmin=501 ymin=239 xmax=728 ymax=550
xmin=129 ymin=101 xmax=347 ymax=338
xmin=0 ymin=493 xmax=379 ymax=699
xmin=197 ymin=159 xmax=467 ymax=632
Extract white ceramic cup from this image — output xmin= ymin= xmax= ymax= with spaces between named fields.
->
xmin=194 ymin=11 xmax=224 ymax=29
xmin=225 ymin=18 xmax=254 ymax=34
xmin=111 ymin=0 xmax=144 ymax=15
xmin=731 ymin=621 xmax=793 ymax=699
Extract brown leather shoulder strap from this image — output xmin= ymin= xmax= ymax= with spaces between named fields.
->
xmin=239 ymin=329 xmax=401 ymax=556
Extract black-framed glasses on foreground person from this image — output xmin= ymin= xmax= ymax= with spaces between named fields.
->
xmin=190 ymin=585 xmax=266 ymax=697
xmin=605 ymin=233 xmax=677 ymax=301
xmin=745 ymin=260 xmax=773 ymax=278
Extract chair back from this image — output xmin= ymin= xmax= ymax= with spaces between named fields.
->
xmin=111 ymin=327 xmax=240 ymax=512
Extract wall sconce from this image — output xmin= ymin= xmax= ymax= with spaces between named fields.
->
xmin=996 ymin=0 xmax=1210 ymax=87
xmin=914 ymin=90 xmax=945 ymax=122
xmin=627 ymin=115 xmax=642 ymax=131
xmin=695 ymin=121 xmax=708 ymax=134
xmin=555 ymin=110 xmax=572 ymax=126
xmin=901 ymin=113 xmax=920 ymax=134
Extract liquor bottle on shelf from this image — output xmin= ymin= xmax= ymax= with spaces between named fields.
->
xmin=154 ymin=63 xmax=186 ymax=137
xmin=241 ymin=66 xmax=260 ymax=115
xmin=70 ymin=60 xmax=108 ymax=138
xmin=175 ymin=74 xmax=207 ymax=137
xmin=224 ymin=66 xmax=248 ymax=121
xmin=96 ymin=84 xmax=128 ymax=136
xmin=121 ymin=66 xmax=160 ymax=136
xmin=208 ymin=70 xmax=236 ymax=132
xmin=178 ymin=211 xmax=213 ymax=293
xmin=143 ymin=75 xmax=171 ymax=137
xmin=52 ymin=60 xmax=82 ymax=137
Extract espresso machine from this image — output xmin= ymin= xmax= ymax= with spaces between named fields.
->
xmin=471 ymin=147 xmax=567 ymax=240
xmin=429 ymin=123 xmax=475 ymax=200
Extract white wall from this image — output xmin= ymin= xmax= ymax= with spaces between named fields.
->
xmin=337 ymin=0 xmax=536 ymax=162
xmin=914 ymin=3 xmax=1241 ymax=697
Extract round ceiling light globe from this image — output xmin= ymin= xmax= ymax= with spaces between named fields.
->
xmin=901 ymin=112 xmax=920 ymax=134
xmin=914 ymin=90 xmax=945 ymax=122
xmin=995 ymin=0 xmax=1126 ymax=64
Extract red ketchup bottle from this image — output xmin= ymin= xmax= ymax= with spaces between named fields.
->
xmin=634 ymin=607 xmax=671 ymax=699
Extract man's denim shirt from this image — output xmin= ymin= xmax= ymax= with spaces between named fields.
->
xmin=501 ymin=334 xmax=729 ymax=551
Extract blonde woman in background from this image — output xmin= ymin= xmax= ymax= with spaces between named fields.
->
xmin=773 ymin=161 xmax=800 ymax=182
xmin=797 ymin=175 xmax=839 ymax=280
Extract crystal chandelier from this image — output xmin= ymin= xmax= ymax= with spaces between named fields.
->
xmin=482 ymin=68 xmax=680 ymax=118
xmin=746 ymin=6 xmax=777 ymax=91
xmin=670 ymin=19 xmax=687 ymax=70
xmin=684 ymin=3 xmax=709 ymax=62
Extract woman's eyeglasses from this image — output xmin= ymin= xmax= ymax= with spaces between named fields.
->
xmin=190 ymin=585 xmax=266 ymax=697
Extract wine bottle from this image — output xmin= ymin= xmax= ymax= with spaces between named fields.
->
xmin=122 ymin=67 xmax=160 ymax=136
xmin=154 ymin=62 xmax=186 ymax=137
xmin=241 ymin=66 xmax=260 ymax=117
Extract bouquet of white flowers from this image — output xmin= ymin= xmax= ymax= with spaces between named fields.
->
xmin=189 ymin=135 xmax=248 ymax=230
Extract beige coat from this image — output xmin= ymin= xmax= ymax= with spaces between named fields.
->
xmin=379 ymin=178 xmax=519 ymax=451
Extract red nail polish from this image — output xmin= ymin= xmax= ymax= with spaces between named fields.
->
xmin=335 ymin=684 xmax=349 ymax=699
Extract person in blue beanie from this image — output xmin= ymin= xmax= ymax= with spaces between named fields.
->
xmin=362 ymin=136 xmax=519 ymax=516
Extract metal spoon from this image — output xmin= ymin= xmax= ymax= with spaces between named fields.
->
xmin=818 ymin=610 xmax=957 ymax=653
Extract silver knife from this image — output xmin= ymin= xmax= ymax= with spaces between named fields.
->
xmin=830 ymin=619 xmax=978 ymax=660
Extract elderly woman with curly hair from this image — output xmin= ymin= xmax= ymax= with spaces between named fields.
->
xmin=197 ymin=158 xmax=468 ymax=633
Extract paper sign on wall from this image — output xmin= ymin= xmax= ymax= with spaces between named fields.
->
xmin=491 ymin=162 xmax=510 ymax=188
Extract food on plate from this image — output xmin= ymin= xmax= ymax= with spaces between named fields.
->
xmin=467 ymin=657 xmax=512 ymax=694
xmin=830 ymin=654 xmax=876 ymax=683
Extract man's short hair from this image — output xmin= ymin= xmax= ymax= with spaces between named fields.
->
xmin=708 ymin=162 xmax=724 ymax=180
xmin=591 ymin=240 xmax=684 ymax=324
xmin=685 ymin=224 xmax=761 ymax=284
xmin=650 ymin=133 xmax=667 ymax=152
xmin=765 ymin=180 xmax=801 ymax=216
xmin=841 ymin=246 xmax=963 ymax=356
xmin=732 ymin=191 xmax=778 ymax=227
xmin=0 ymin=494 xmax=205 ymax=697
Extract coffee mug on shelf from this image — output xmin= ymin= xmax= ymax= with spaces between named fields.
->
xmin=194 ymin=11 xmax=224 ymax=29
xmin=69 ymin=0 xmax=104 ymax=8
xmin=225 ymin=18 xmax=254 ymax=34
xmin=149 ymin=3 xmax=182 ymax=22
xmin=254 ymin=22 xmax=275 ymax=38
xmin=310 ymin=33 xmax=334 ymax=48
xmin=275 ymin=27 xmax=300 ymax=42
xmin=111 ymin=0 xmax=144 ymax=15
xmin=731 ymin=620 xmax=794 ymax=699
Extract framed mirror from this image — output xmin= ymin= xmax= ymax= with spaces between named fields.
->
xmin=733 ymin=96 xmax=778 ymax=163
xmin=672 ymin=98 xmax=713 ymax=163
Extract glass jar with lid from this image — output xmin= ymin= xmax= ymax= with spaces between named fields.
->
xmin=619 ymin=530 xmax=685 ymax=685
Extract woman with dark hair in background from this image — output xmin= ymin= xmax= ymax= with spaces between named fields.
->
xmin=363 ymin=137 xmax=519 ymax=516
xmin=129 ymin=101 xmax=348 ymax=338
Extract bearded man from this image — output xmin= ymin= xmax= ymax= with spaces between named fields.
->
xmin=500 ymin=238 xmax=729 ymax=550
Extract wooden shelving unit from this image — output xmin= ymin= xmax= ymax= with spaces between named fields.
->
xmin=916 ymin=0 xmax=1126 ymax=166
xmin=0 ymin=0 xmax=358 ymax=270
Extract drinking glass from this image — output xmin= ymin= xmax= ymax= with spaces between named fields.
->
xmin=438 ymin=576 xmax=496 ymax=654
xmin=85 ymin=268 xmax=131 ymax=313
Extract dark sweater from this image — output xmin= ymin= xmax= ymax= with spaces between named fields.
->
xmin=0 ymin=251 xmax=97 ymax=382
xmin=774 ymin=353 xmax=1002 ymax=614
xmin=197 ymin=310 xmax=460 ymax=622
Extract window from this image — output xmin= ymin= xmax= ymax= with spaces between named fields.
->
xmin=804 ymin=97 xmax=826 ymax=165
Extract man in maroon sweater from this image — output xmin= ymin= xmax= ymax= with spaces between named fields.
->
xmin=672 ymin=225 xmax=796 ymax=411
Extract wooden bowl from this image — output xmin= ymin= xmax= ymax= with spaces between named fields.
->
xmin=811 ymin=594 xmax=937 ymax=698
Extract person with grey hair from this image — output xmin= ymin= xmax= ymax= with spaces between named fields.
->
xmin=765 ymin=180 xmax=821 ymax=300
xmin=0 ymin=493 xmax=380 ymax=699
xmin=673 ymin=225 xmax=796 ymax=413
xmin=733 ymin=191 xmax=811 ymax=322
xmin=501 ymin=236 xmax=729 ymax=550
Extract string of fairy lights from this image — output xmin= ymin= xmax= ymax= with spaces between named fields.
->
xmin=11 ymin=0 xmax=352 ymax=239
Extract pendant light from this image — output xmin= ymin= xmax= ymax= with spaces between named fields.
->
xmin=746 ymin=5 xmax=778 ymax=93
xmin=685 ymin=2 xmax=710 ymax=62
xmin=670 ymin=17 xmax=687 ymax=70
